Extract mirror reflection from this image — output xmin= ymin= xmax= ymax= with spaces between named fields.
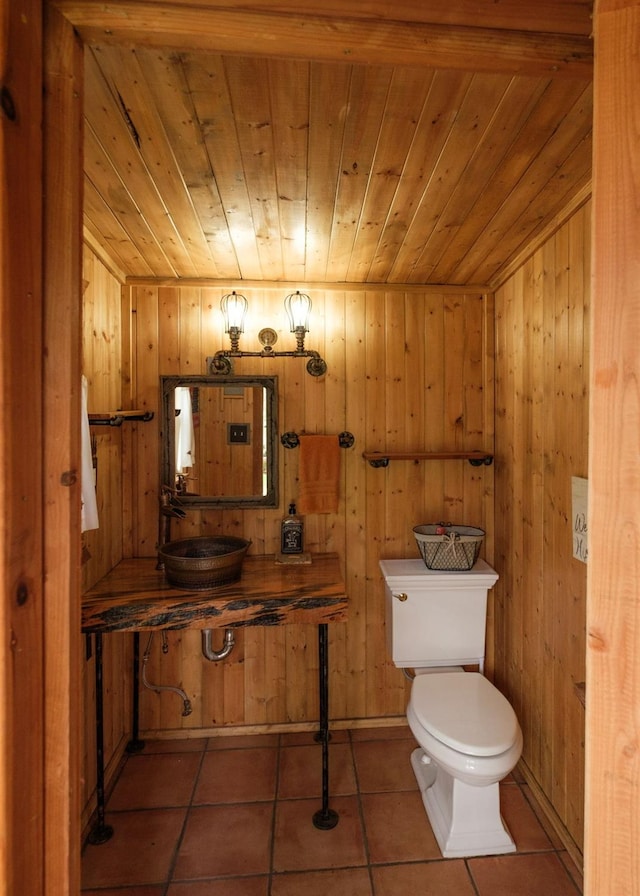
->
xmin=160 ymin=375 xmax=278 ymax=508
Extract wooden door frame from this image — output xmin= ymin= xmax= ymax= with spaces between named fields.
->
xmin=42 ymin=6 xmax=84 ymax=896
xmin=584 ymin=2 xmax=640 ymax=893
xmin=1 ymin=2 xmax=83 ymax=895
xmin=1 ymin=1 xmax=46 ymax=893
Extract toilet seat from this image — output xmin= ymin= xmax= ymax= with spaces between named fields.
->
xmin=410 ymin=671 xmax=518 ymax=757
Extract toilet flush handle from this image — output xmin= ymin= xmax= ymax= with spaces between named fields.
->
xmin=393 ymin=592 xmax=408 ymax=602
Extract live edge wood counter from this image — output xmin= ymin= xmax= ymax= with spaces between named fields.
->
xmin=81 ymin=552 xmax=348 ymax=632
xmin=82 ymin=553 xmax=348 ymax=843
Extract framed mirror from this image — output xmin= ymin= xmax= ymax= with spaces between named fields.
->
xmin=160 ymin=375 xmax=279 ymax=509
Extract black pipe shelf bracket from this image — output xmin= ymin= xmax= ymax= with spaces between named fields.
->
xmin=89 ymin=410 xmax=155 ymax=427
xmin=281 ymin=431 xmax=355 ymax=450
xmin=362 ymin=450 xmax=493 ymax=468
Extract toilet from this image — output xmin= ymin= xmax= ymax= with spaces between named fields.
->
xmin=380 ymin=558 xmax=523 ymax=858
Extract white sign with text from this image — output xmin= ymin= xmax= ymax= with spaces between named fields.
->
xmin=572 ymin=476 xmax=588 ymax=563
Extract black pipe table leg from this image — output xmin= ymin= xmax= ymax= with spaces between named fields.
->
xmin=126 ymin=632 xmax=145 ymax=754
xmin=87 ymin=633 xmax=114 ymax=844
xmin=313 ymin=623 xmax=339 ymax=830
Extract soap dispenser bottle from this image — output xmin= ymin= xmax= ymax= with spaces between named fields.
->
xmin=281 ymin=502 xmax=304 ymax=554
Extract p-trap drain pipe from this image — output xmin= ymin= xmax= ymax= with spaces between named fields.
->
xmin=201 ymin=628 xmax=235 ymax=662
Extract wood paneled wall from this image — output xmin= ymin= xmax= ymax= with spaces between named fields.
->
xmin=125 ymin=285 xmax=495 ymax=732
xmin=80 ymin=244 xmax=132 ymax=828
xmin=493 ymin=200 xmax=590 ymax=854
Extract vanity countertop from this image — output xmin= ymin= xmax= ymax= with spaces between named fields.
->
xmin=82 ymin=553 xmax=347 ymax=633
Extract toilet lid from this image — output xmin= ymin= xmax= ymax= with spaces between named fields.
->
xmin=411 ymin=672 xmax=519 ymax=756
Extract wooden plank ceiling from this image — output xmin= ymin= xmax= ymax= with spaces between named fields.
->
xmin=72 ymin=0 xmax=594 ymax=287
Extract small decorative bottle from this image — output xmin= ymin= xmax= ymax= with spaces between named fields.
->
xmin=281 ymin=502 xmax=304 ymax=554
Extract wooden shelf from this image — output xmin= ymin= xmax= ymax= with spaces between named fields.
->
xmin=362 ymin=450 xmax=493 ymax=468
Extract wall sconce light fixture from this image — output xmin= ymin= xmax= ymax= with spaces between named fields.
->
xmin=208 ymin=290 xmax=327 ymax=377
xmin=220 ymin=290 xmax=248 ymax=352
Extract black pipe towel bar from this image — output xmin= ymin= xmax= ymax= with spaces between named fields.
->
xmin=89 ymin=411 xmax=154 ymax=427
xmin=281 ymin=431 xmax=355 ymax=450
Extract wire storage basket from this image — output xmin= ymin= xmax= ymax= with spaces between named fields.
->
xmin=413 ymin=524 xmax=485 ymax=571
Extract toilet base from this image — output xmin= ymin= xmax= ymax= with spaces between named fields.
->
xmin=410 ymin=748 xmax=516 ymax=858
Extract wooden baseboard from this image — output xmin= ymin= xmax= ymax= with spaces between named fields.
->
xmin=517 ymin=759 xmax=584 ymax=873
xmin=81 ymin=733 xmax=130 ymax=840
xmin=140 ymin=715 xmax=410 ymax=741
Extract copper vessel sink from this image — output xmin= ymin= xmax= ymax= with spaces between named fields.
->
xmin=158 ymin=535 xmax=251 ymax=590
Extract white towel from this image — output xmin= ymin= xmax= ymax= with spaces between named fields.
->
xmin=81 ymin=375 xmax=99 ymax=532
xmin=175 ymin=386 xmax=196 ymax=475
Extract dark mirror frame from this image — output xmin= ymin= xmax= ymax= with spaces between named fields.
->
xmin=160 ymin=374 xmax=279 ymax=509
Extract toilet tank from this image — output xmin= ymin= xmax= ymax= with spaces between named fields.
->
xmin=380 ymin=558 xmax=499 ymax=669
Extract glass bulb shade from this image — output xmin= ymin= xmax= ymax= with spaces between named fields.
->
xmin=221 ymin=291 xmax=248 ymax=333
xmin=284 ymin=291 xmax=311 ymax=333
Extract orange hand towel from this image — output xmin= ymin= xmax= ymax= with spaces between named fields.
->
xmin=297 ymin=434 xmax=341 ymax=514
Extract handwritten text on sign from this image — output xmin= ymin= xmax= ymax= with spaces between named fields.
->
xmin=572 ymin=476 xmax=588 ymax=563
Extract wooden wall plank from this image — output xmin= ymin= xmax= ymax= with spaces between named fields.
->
xmin=566 ymin=208 xmax=588 ymax=840
xmin=539 ymin=237 xmax=557 ymax=798
xmin=494 ymin=203 xmax=589 ymax=854
xmin=342 ymin=290 xmax=369 ymax=715
xmin=58 ymin=0 xmax=594 ymax=37
xmin=522 ymin=255 xmax=544 ymax=779
xmin=481 ymin=289 xmax=496 ymax=673
xmin=80 ymin=249 xmax=132 ymax=832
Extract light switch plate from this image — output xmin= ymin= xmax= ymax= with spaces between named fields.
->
xmin=228 ymin=423 xmax=250 ymax=444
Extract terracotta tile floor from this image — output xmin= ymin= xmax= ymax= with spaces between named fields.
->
xmin=81 ymin=727 xmax=583 ymax=896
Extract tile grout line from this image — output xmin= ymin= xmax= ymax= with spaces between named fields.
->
xmin=464 ymin=857 xmax=483 ymax=896
xmin=161 ymin=741 xmax=208 ymax=896
xmin=514 ymin=777 xmax=582 ymax=893
xmin=266 ymin=733 xmax=283 ymax=896
xmin=349 ymin=730 xmax=377 ymax=895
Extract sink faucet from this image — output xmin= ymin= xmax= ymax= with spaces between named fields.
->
xmin=157 ymin=486 xmax=187 ymax=567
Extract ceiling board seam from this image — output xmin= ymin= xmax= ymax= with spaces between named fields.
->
xmin=488 ymin=182 xmax=592 ymax=292
xmin=84 ymin=115 xmax=178 ymax=277
xmin=123 ymin=278 xmax=492 ymax=294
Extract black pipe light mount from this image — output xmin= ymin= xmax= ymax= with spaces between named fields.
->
xmin=208 ymin=290 xmax=327 ymax=377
